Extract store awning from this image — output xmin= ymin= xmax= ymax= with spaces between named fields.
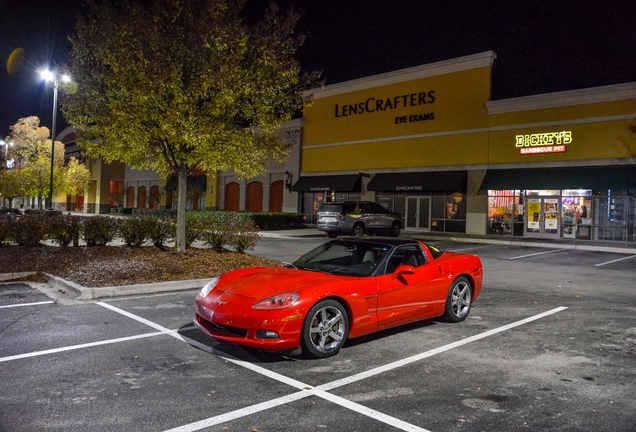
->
xmin=479 ymin=166 xmax=636 ymax=191
xmin=292 ymin=174 xmax=362 ymax=192
xmin=367 ymin=171 xmax=467 ymax=192
xmin=164 ymin=175 xmax=207 ymax=191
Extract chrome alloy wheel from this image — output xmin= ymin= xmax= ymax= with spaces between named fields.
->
xmin=308 ymin=304 xmax=347 ymax=354
xmin=449 ymin=279 xmax=472 ymax=320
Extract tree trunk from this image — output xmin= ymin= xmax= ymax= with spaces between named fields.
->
xmin=175 ymin=164 xmax=188 ymax=253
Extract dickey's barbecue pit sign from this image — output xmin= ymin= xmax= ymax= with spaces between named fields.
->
xmin=516 ymin=131 xmax=572 ymax=155
xmin=334 ymin=90 xmax=436 ymax=125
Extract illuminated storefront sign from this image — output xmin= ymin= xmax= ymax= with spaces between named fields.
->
xmin=516 ymin=131 xmax=572 ymax=155
xmin=334 ymin=91 xmax=436 ymax=118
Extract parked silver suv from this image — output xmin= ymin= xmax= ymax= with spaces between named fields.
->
xmin=317 ymin=201 xmax=403 ymax=238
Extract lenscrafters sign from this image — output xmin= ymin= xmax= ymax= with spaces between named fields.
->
xmin=334 ymin=90 xmax=436 ymax=125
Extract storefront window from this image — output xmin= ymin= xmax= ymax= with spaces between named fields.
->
xmin=486 ymin=188 xmax=635 ymax=242
xmin=487 ymin=190 xmax=523 ymax=236
xmin=376 ymin=191 xmax=465 ymax=233
xmin=561 ymin=190 xmax=592 ymax=239
xmin=592 ymin=190 xmax=630 ymax=241
xmin=300 ymin=191 xmax=360 ymax=224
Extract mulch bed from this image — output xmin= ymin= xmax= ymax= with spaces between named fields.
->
xmin=0 ymin=245 xmax=278 ymax=287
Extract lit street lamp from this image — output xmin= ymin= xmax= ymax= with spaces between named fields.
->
xmin=40 ymin=69 xmax=71 ymax=210
xmin=0 ymin=139 xmax=14 ymax=158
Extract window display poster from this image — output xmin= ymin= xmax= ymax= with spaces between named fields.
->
xmin=527 ymin=200 xmax=541 ymax=229
xmin=544 ymin=199 xmax=559 ymax=229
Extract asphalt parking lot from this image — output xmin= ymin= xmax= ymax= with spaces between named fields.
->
xmin=1 ymin=237 xmax=635 ymax=431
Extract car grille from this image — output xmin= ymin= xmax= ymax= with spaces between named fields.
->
xmin=205 ymin=319 xmax=248 ymax=338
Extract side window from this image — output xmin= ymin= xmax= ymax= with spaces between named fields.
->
xmin=359 ymin=203 xmax=371 ymax=213
xmin=371 ymin=203 xmax=388 ymax=214
xmin=385 ymin=245 xmax=427 ymax=274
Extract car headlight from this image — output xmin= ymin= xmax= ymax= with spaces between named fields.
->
xmin=252 ymin=292 xmax=300 ymax=310
xmin=199 ymin=276 xmax=220 ymax=297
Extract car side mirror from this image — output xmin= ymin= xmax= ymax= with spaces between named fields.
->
xmin=390 ymin=265 xmax=416 ymax=280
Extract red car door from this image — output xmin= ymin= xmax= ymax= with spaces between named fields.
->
xmin=376 ymin=245 xmax=447 ymax=330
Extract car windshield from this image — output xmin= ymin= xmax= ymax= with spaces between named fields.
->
xmin=292 ymin=240 xmax=391 ymax=277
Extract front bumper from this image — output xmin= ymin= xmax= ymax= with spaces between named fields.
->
xmin=194 ymin=294 xmax=304 ymax=351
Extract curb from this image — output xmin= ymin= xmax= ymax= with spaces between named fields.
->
xmin=0 ymin=272 xmax=37 ymax=282
xmin=41 ymin=272 xmax=210 ymax=300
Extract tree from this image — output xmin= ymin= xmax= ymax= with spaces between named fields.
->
xmin=65 ymin=157 xmax=92 ymax=197
xmin=7 ymin=117 xmax=66 ymax=208
xmin=20 ymin=153 xmax=66 ymax=208
xmin=62 ymin=0 xmax=320 ymax=252
xmin=0 ymin=169 xmax=25 ymax=208
xmin=9 ymin=116 xmax=52 ymax=168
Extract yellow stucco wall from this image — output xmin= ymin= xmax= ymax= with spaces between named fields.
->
xmin=302 ymin=66 xmax=493 ymax=172
xmin=302 ymin=59 xmax=636 ymax=174
xmin=488 ymin=100 xmax=636 ymax=164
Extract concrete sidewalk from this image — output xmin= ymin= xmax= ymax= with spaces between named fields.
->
xmin=264 ymin=227 xmax=636 ymax=255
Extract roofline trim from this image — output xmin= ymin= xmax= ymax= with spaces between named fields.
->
xmin=306 ymin=51 xmax=497 ymax=99
xmin=487 ymin=82 xmax=636 ymax=114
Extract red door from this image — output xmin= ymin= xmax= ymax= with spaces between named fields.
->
xmin=138 ymin=186 xmax=147 ymax=209
xmin=246 ymin=181 xmax=263 ymax=212
xmin=225 ymin=182 xmax=240 ymax=211
xmin=269 ymin=180 xmax=283 ymax=213
xmin=126 ymin=187 xmax=135 ymax=208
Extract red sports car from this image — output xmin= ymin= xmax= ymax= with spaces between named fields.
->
xmin=194 ymin=237 xmax=483 ymax=358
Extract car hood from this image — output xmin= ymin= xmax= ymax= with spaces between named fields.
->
xmin=217 ymin=267 xmax=343 ymax=299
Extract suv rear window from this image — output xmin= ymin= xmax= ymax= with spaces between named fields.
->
xmin=319 ymin=203 xmax=357 ymax=213
xmin=318 ymin=204 xmax=343 ymax=213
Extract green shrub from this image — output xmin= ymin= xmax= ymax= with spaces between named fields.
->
xmin=227 ymin=217 xmax=260 ymax=253
xmin=0 ymin=214 xmax=14 ymax=245
xmin=10 ymin=214 xmax=47 ymax=246
xmin=47 ymin=214 xmax=82 ymax=247
xmin=133 ymin=208 xmax=177 ymax=218
xmin=197 ymin=217 xmax=231 ymax=249
xmin=81 ymin=215 xmax=120 ymax=246
xmin=184 ymin=215 xmax=208 ymax=247
xmin=0 ymin=208 xmax=23 ymax=216
xmin=119 ymin=216 xmax=151 ymax=247
xmin=146 ymin=217 xmax=175 ymax=249
xmin=249 ymin=212 xmax=305 ymax=230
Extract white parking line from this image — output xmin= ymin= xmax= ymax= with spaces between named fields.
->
xmin=96 ymin=302 xmax=567 ymax=432
xmin=595 ymin=254 xmax=636 ymax=267
xmin=0 ymin=331 xmax=164 ymax=363
xmin=451 ymin=245 xmax=502 ymax=252
xmin=0 ymin=301 xmax=54 ymax=309
xmin=97 ymin=302 xmax=431 ymax=432
xmin=0 ymin=325 xmax=197 ymax=363
xmin=508 ymin=249 xmax=564 ymax=260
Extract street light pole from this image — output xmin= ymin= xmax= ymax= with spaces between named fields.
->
xmin=47 ymin=78 xmax=58 ymax=210
xmin=40 ymin=69 xmax=71 ymax=211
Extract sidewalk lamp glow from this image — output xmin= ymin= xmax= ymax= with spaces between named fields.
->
xmin=40 ymin=69 xmax=71 ymax=210
xmin=0 ymin=139 xmax=14 ymax=157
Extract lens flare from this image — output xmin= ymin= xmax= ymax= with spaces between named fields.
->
xmin=7 ymin=48 xmax=25 ymax=74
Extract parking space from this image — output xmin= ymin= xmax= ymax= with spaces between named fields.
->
xmin=1 ymin=242 xmax=635 ymax=431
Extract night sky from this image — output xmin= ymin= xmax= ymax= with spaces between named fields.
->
xmin=0 ymin=0 xmax=634 ymax=137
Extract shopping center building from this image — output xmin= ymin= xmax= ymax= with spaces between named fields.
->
xmin=57 ymin=51 xmax=636 ymax=243
xmin=293 ymin=51 xmax=636 ymax=243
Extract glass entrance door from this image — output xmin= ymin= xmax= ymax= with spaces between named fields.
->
xmin=406 ymin=197 xmax=431 ymax=231
xmin=525 ymin=197 xmax=560 ymax=239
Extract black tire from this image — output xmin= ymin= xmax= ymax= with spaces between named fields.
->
xmin=443 ymin=276 xmax=473 ymax=322
xmin=352 ymin=223 xmax=364 ymax=236
xmin=301 ymin=299 xmax=349 ymax=358
xmin=389 ymin=221 xmax=401 ymax=237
